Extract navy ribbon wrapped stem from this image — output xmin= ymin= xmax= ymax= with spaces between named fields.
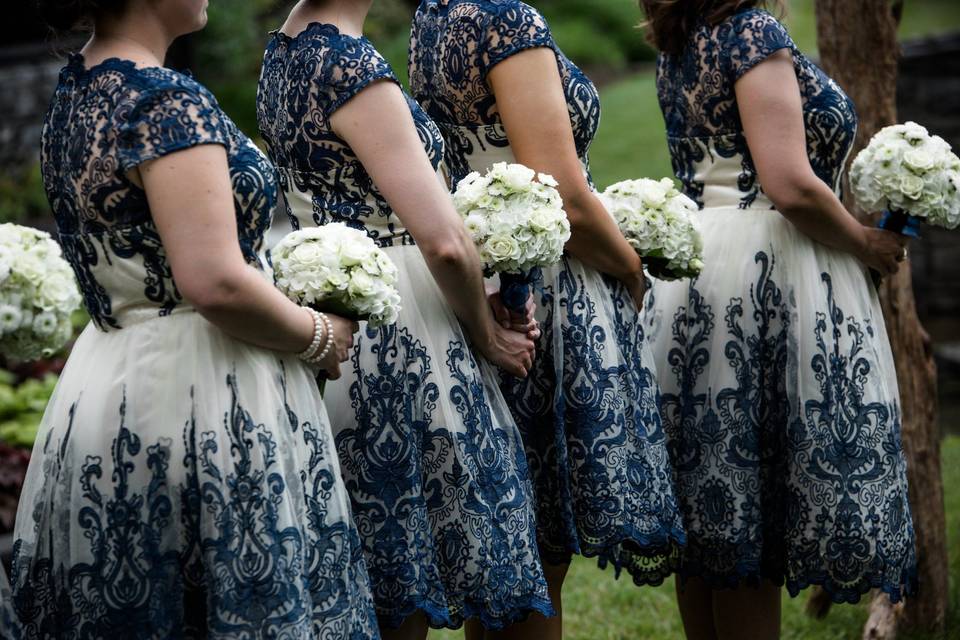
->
xmin=878 ymin=209 xmax=921 ymax=238
xmin=499 ymin=268 xmax=542 ymax=315
xmin=870 ymin=208 xmax=920 ymax=289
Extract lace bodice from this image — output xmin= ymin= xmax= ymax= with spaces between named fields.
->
xmin=409 ymin=0 xmax=600 ymax=186
xmin=257 ymin=23 xmax=445 ymax=247
xmin=657 ymin=9 xmax=857 ymax=209
xmin=40 ymin=54 xmax=277 ymax=331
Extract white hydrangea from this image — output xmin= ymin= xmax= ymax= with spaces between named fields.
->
xmin=452 ymin=162 xmax=571 ymax=275
xmin=0 ymin=223 xmax=81 ymax=361
xmin=272 ymin=223 xmax=402 ymax=328
xmin=850 ymin=121 xmax=960 ymax=229
xmin=599 ymin=177 xmax=705 ymax=281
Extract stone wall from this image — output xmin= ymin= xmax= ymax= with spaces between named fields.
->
xmin=0 ymin=44 xmax=63 ymax=171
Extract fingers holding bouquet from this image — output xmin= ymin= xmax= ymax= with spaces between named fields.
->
xmin=272 ymin=223 xmax=402 ymax=388
xmin=454 ymin=162 xmax=570 ymax=370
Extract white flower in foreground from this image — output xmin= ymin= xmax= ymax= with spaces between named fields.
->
xmin=272 ymin=223 xmax=402 ymax=328
xmin=850 ymin=121 xmax=960 ymax=229
xmin=600 ymin=178 xmax=705 ymax=281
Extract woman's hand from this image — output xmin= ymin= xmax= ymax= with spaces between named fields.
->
xmin=479 ymin=324 xmax=536 ymax=378
xmin=855 ymin=227 xmax=908 ymax=276
xmin=316 ymin=314 xmax=360 ymax=380
xmin=487 ymin=284 xmax=540 ymax=340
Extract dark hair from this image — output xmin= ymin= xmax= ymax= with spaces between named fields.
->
xmin=640 ymin=0 xmax=785 ymax=55
xmin=37 ymin=0 xmax=128 ymax=32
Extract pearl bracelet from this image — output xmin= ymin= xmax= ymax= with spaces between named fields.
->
xmin=298 ymin=308 xmax=326 ymax=362
xmin=308 ymin=312 xmax=335 ymax=365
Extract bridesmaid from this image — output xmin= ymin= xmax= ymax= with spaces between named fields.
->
xmin=409 ymin=0 xmax=686 ymax=636
xmin=10 ymin=0 xmax=378 ymax=637
xmin=639 ymin=1 xmax=917 ymax=638
xmin=257 ymin=1 xmax=553 ymax=637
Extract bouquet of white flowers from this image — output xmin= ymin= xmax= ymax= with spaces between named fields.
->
xmin=600 ymin=177 xmax=705 ymax=281
xmin=453 ymin=162 xmax=570 ymax=313
xmin=0 ymin=224 xmax=81 ymax=362
xmin=850 ymin=121 xmax=960 ymax=234
xmin=272 ymin=223 xmax=402 ymax=328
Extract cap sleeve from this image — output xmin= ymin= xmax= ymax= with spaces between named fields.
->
xmin=722 ymin=10 xmax=795 ymax=81
xmin=317 ymin=37 xmax=400 ymax=117
xmin=480 ymin=2 xmax=555 ymax=77
xmin=116 ymin=79 xmax=229 ymax=171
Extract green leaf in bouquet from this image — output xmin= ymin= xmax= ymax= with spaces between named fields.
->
xmin=310 ymin=298 xmax=371 ymax=323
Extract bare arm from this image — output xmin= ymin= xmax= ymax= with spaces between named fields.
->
xmin=330 ymin=80 xmax=534 ymax=376
xmin=139 ymin=145 xmax=356 ymax=376
xmin=487 ymin=48 xmax=647 ymax=306
xmin=735 ymin=49 xmax=904 ymax=275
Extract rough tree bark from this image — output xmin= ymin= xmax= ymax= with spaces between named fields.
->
xmin=812 ymin=1 xmax=948 ymax=637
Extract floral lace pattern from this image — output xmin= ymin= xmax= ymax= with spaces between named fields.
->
xmin=410 ymin=0 xmax=600 ymax=186
xmin=409 ymin=0 xmax=686 ymax=582
xmin=258 ymin=24 xmax=553 ymax=628
xmin=11 ymin=367 xmax=380 ymax=639
xmin=656 ymin=9 xmax=858 ymax=208
xmin=258 ymin=23 xmax=445 ymax=247
xmin=41 ymin=55 xmax=277 ymax=330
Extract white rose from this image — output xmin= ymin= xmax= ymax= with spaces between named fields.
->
xmin=899 ymin=174 xmax=925 ymax=200
xmin=338 ymin=240 xmax=370 ymax=267
xmin=37 ymin=272 xmax=80 ymax=312
xmin=485 ymin=234 xmax=520 ymax=266
xmin=288 ymin=242 xmax=327 ymax=269
xmin=903 ymin=148 xmax=935 ymax=173
xmin=348 ymin=270 xmax=377 ymax=299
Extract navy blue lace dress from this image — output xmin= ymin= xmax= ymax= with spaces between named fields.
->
xmin=257 ymin=24 xmax=552 ymax=629
xmin=644 ymin=10 xmax=917 ymax=601
xmin=409 ymin=0 xmax=686 ymax=583
xmin=8 ymin=54 xmax=379 ymax=638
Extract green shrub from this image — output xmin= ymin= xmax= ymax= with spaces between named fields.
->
xmin=0 ymin=164 xmax=49 ymax=224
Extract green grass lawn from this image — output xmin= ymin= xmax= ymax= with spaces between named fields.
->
xmin=428 ymin=437 xmax=960 ymax=639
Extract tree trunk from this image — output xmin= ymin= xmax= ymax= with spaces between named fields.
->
xmin=813 ymin=1 xmax=948 ymax=637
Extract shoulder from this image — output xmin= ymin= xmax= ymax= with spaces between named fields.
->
xmin=482 ymin=0 xmax=550 ymax=32
xmin=718 ymin=9 xmax=795 ymax=78
xmin=115 ymin=68 xmax=231 ymax=168
xmin=721 ymin=9 xmax=793 ymax=52
xmin=476 ymin=0 xmax=554 ymax=70
xmin=291 ymin=26 xmax=399 ymax=115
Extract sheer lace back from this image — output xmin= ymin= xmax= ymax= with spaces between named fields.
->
xmin=409 ymin=0 xmax=600 ymax=186
xmin=40 ymin=55 xmax=277 ymax=331
xmin=257 ymin=23 xmax=445 ymax=247
xmin=656 ymin=9 xmax=857 ymax=209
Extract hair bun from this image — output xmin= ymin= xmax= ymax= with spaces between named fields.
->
xmin=37 ymin=0 xmax=124 ymax=32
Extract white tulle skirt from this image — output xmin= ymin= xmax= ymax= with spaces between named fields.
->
xmin=643 ymin=205 xmax=917 ymax=602
xmin=7 ymin=310 xmax=379 ymax=638
xmin=321 ymin=244 xmax=552 ymax=630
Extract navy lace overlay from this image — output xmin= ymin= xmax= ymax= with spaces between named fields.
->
xmin=257 ymin=23 xmax=445 ymax=246
xmin=411 ymin=0 xmax=686 ymax=584
xmin=410 ymin=0 xmax=600 ymax=186
xmin=40 ymin=55 xmax=277 ymax=330
xmin=656 ymin=9 xmax=857 ymax=208
xmin=335 ymin=324 xmax=552 ymax=628
xmin=651 ymin=250 xmax=917 ymax=601
xmin=11 ymin=369 xmax=379 ymax=639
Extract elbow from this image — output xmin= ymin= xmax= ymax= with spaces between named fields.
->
xmin=560 ymin=184 xmax=599 ymax=230
xmin=420 ymin=228 xmax=473 ymax=268
xmin=764 ymin=173 xmax=825 ymax=217
xmin=178 ymin=269 xmax=247 ymax=316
